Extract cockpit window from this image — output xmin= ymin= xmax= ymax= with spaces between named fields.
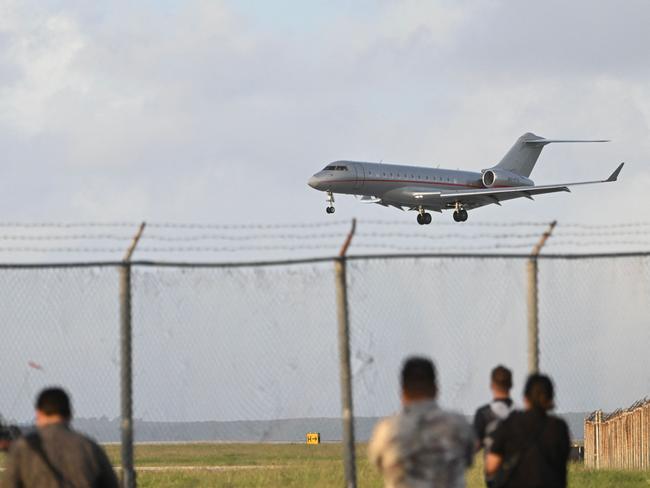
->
xmin=323 ymin=165 xmax=348 ymax=171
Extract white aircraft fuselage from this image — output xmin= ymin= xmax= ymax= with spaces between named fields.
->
xmin=308 ymin=162 xmax=532 ymax=210
xmin=307 ymin=132 xmax=623 ymax=224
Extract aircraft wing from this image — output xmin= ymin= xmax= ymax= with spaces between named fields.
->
xmin=412 ymin=163 xmax=624 ymax=208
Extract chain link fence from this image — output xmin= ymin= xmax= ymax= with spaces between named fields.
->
xmin=1 ymin=254 xmax=649 ymax=448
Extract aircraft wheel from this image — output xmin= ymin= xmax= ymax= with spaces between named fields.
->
xmin=459 ymin=209 xmax=468 ymax=222
xmin=326 ymin=206 xmax=335 ymax=214
xmin=416 ymin=214 xmax=424 ymax=225
xmin=453 ymin=211 xmax=461 ymax=222
xmin=423 ymin=213 xmax=432 ymax=225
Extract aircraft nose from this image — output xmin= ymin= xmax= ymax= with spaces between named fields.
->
xmin=307 ymin=175 xmax=320 ymax=189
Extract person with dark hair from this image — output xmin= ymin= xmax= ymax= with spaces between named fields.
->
xmin=368 ymin=356 xmax=475 ymax=487
xmin=2 ymin=387 xmax=118 ymax=488
xmin=0 ymin=416 xmax=21 ymax=453
xmin=473 ymin=365 xmax=515 ymax=487
xmin=485 ymin=374 xmax=570 ymax=488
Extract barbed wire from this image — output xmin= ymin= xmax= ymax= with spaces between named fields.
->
xmin=361 ymin=220 xmax=552 ymax=227
xmin=2 ymin=220 xmax=650 ymax=230
xmin=2 ymin=229 xmax=650 ymax=242
xmin=0 ymin=242 xmax=648 ymax=253
xmin=545 ymin=240 xmax=650 ymax=248
xmin=0 ymin=242 xmax=541 ymax=253
xmin=0 ymin=233 xmax=348 ymax=242
xmin=0 ymin=234 xmax=135 ymax=241
xmin=554 ymin=222 xmax=650 ymax=229
xmin=0 ymin=221 xmax=353 ymax=231
xmin=0 ymin=220 xmax=649 ymax=254
xmin=0 ymin=247 xmax=129 ymax=253
xmin=0 ymin=222 xmax=139 ymax=228
xmin=145 ymin=222 xmax=353 ymax=230
xmin=553 ymin=230 xmax=650 ymax=237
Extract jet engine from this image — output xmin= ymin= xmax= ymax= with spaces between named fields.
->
xmin=482 ymin=169 xmax=534 ymax=188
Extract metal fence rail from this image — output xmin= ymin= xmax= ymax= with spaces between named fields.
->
xmin=585 ymin=399 xmax=650 ymax=470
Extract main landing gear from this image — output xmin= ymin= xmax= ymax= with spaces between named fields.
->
xmin=452 ymin=202 xmax=468 ymax=222
xmin=325 ymin=191 xmax=335 ymax=214
xmin=416 ymin=207 xmax=432 ymax=225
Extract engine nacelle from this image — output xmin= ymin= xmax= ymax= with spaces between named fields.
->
xmin=482 ymin=169 xmax=534 ymax=188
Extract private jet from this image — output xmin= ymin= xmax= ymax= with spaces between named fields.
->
xmin=307 ymin=133 xmax=623 ymax=224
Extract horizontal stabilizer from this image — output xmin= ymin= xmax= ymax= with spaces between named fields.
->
xmin=525 ymin=138 xmax=609 ymax=145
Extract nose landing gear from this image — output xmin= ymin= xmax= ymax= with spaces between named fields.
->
xmin=416 ymin=207 xmax=432 ymax=225
xmin=325 ymin=191 xmax=335 ymax=214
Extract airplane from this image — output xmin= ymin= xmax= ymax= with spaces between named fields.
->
xmin=307 ymin=132 xmax=623 ymax=225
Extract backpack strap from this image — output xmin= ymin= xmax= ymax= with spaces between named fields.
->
xmin=24 ymin=432 xmax=65 ymax=488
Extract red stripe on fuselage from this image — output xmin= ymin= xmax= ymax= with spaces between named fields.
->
xmin=323 ymin=178 xmax=513 ymax=189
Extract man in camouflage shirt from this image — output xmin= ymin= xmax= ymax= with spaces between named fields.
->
xmin=369 ymin=357 xmax=475 ymax=488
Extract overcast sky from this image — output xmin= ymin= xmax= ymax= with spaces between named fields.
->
xmin=1 ymin=1 xmax=649 ymax=427
xmin=1 ymin=0 xmax=648 ymax=230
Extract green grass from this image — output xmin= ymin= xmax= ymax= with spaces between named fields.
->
xmin=5 ymin=443 xmax=650 ymax=487
xmin=568 ymin=463 xmax=650 ymax=488
xmin=110 ymin=443 xmax=650 ymax=487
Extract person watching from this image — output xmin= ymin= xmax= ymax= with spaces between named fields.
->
xmin=368 ymin=356 xmax=475 ymax=488
xmin=485 ymin=374 xmax=570 ymax=488
xmin=2 ymin=387 xmax=119 ymax=488
xmin=473 ymin=365 xmax=515 ymax=487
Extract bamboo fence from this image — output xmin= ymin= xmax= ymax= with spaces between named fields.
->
xmin=584 ymin=398 xmax=650 ymax=470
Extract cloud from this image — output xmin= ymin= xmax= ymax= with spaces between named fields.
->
xmin=0 ymin=0 xmax=647 ymax=230
xmin=0 ymin=0 xmax=648 ymax=423
xmin=448 ymin=0 xmax=650 ymax=79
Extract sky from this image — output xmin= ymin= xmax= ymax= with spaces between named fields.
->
xmin=0 ymin=0 xmax=649 ymax=233
xmin=0 ymin=1 xmax=649 ymax=428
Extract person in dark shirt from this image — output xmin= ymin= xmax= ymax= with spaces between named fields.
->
xmin=485 ymin=374 xmax=570 ymax=488
xmin=473 ymin=365 xmax=515 ymax=487
xmin=2 ymin=387 xmax=118 ymax=488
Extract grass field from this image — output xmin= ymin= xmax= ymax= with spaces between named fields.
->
xmin=100 ymin=443 xmax=649 ymax=487
xmin=4 ymin=443 xmax=650 ymax=486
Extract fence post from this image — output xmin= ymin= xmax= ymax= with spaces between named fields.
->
xmin=120 ymin=222 xmax=146 ymax=488
xmin=527 ymin=221 xmax=556 ymax=373
xmin=594 ymin=410 xmax=603 ymax=469
xmin=335 ymin=219 xmax=357 ymax=488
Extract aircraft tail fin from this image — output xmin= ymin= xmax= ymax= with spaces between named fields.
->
xmin=495 ymin=132 xmax=609 ymax=177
